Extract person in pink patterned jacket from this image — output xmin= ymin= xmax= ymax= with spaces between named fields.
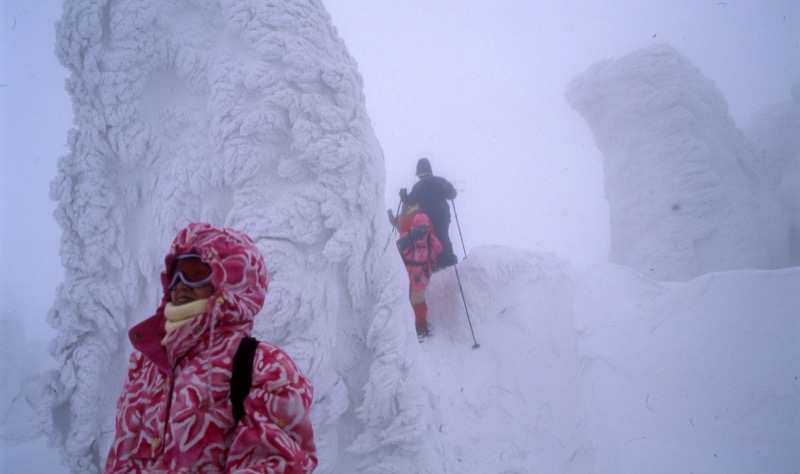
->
xmin=396 ymin=212 xmax=442 ymax=339
xmin=104 ymin=222 xmax=317 ymax=473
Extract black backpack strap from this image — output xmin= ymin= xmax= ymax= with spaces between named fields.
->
xmin=230 ymin=336 xmax=259 ymax=423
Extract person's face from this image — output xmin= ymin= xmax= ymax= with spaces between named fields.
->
xmin=171 ymin=281 xmax=215 ymax=305
xmin=168 ymin=255 xmax=215 ymax=305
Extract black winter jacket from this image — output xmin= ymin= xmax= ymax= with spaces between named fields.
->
xmin=404 ymin=176 xmax=456 ymax=227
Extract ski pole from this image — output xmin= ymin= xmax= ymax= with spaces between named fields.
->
xmin=450 ymin=200 xmax=467 ymax=260
xmin=452 ymin=263 xmax=479 ymax=349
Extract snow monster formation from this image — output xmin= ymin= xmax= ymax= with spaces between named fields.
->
xmin=566 ymin=44 xmax=788 ymax=281
xmin=44 ymin=0 xmax=430 ymax=472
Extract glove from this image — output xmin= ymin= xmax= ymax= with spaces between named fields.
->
xmin=409 ymin=224 xmax=428 ymax=242
xmin=443 ymin=182 xmax=457 ymax=200
xmin=399 ymin=188 xmax=408 ymax=200
xmin=396 ymin=235 xmax=413 ymax=253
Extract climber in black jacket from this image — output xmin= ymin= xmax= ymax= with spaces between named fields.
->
xmin=399 ymin=157 xmax=458 ymax=270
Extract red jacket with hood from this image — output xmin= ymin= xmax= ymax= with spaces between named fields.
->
xmin=103 ymin=222 xmax=317 ymax=473
xmin=399 ymin=213 xmax=442 ymax=291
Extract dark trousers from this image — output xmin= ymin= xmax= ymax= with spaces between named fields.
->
xmin=433 ymin=219 xmax=457 ymax=267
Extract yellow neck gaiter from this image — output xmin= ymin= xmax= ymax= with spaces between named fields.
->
xmin=162 ymin=298 xmax=208 ymax=345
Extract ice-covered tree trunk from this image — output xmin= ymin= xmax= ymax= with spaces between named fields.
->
xmin=566 ymin=44 xmax=787 ymax=281
xmin=45 ymin=0 xmax=433 ymax=472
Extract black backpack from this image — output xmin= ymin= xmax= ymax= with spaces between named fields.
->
xmin=230 ymin=336 xmax=259 ymax=423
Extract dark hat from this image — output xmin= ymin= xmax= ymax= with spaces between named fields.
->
xmin=415 ymin=157 xmax=432 ymax=177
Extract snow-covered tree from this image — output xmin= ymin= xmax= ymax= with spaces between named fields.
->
xmin=566 ymin=44 xmax=788 ymax=281
xmin=44 ymin=0 xmax=433 ymax=471
xmin=743 ymin=77 xmax=800 ymax=264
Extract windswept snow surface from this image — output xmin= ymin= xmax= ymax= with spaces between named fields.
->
xmin=575 ymin=264 xmax=799 ymax=472
xmin=2 ymin=2 xmax=799 ymax=473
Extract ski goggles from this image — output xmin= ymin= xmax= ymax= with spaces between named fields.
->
xmin=169 ymin=254 xmax=213 ymax=289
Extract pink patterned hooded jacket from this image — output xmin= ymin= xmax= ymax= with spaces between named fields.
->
xmin=104 ymin=222 xmax=317 ymax=473
xmin=399 ymin=213 xmax=442 ymax=291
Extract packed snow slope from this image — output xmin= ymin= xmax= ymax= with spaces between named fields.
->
xmin=420 ymin=247 xmax=799 ymax=473
xmin=2 ymin=1 xmax=796 ymax=473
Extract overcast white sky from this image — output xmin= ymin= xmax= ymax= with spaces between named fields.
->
xmin=325 ymin=1 xmax=799 ymax=263
xmin=2 ymin=0 xmax=798 ymax=340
